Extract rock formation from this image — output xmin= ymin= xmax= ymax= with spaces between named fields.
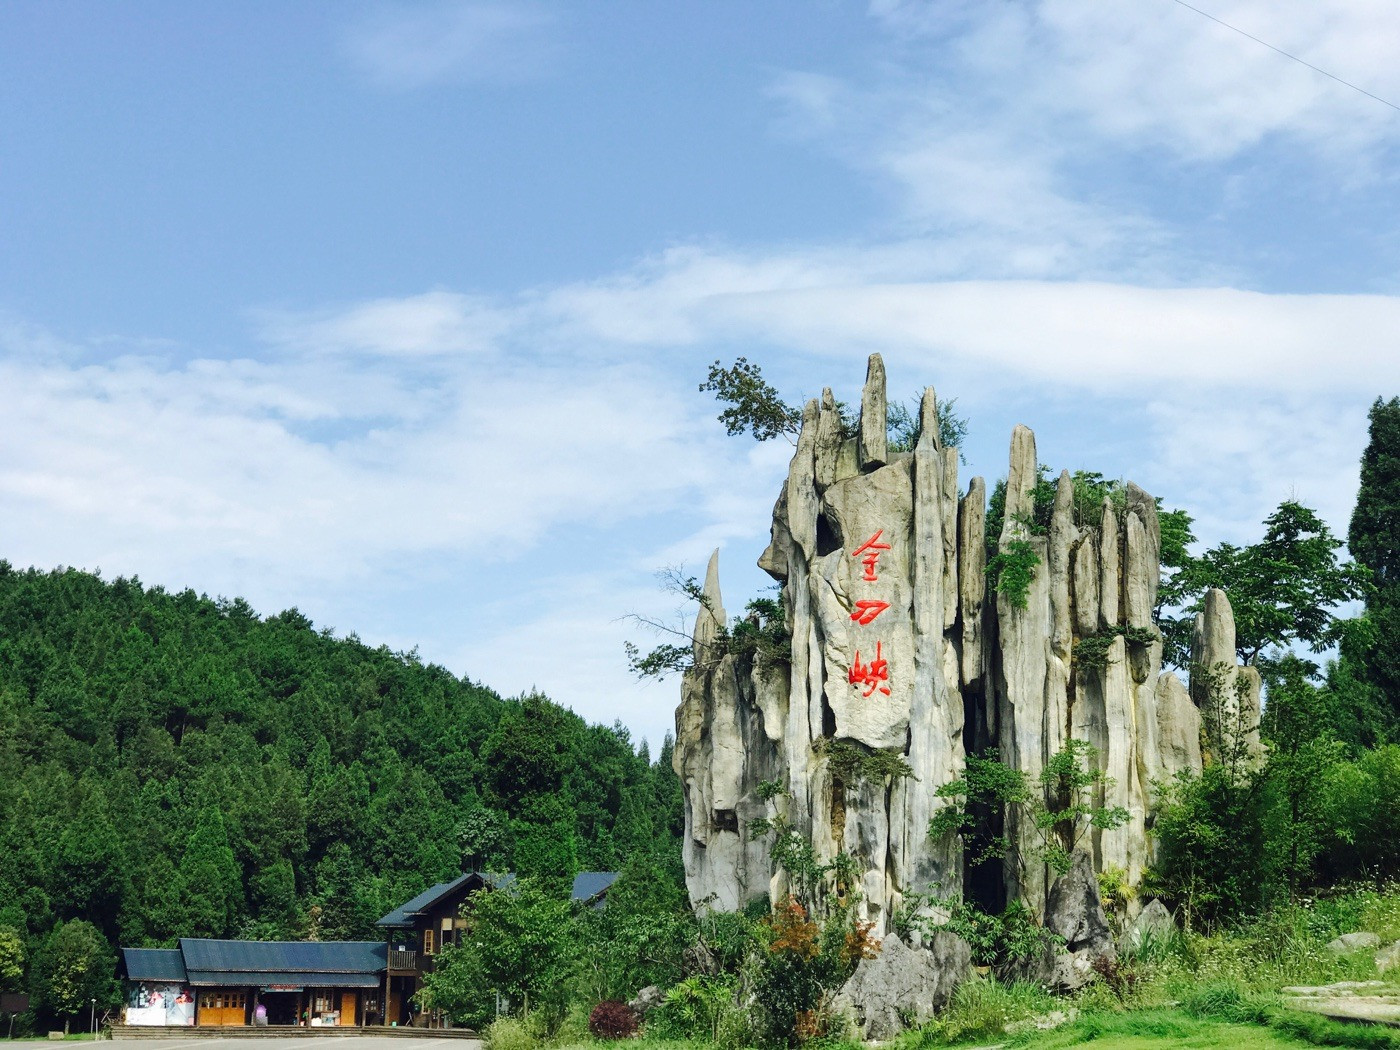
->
xmin=1001 ymin=850 xmax=1116 ymax=992
xmin=830 ymin=932 xmax=971 ymax=1039
xmin=672 ymin=356 xmax=1258 ymax=929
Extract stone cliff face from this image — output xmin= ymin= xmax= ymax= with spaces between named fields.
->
xmin=672 ymin=356 xmax=1254 ymax=928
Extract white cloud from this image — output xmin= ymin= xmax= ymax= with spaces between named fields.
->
xmin=868 ymin=0 xmax=1400 ymax=163
xmin=762 ymin=1 xmax=1400 ymax=288
xmin=1144 ymin=394 xmax=1369 ymax=548
xmin=342 ymin=1 xmax=560 ymax=89
xmin=5 ymin=260 xmax=1394 ymax=744
xmin=261 ymin=291 xmax=513 ymax=358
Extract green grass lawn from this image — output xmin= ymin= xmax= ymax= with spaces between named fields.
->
xmin=1007 ymin=1010 xmax=1361 ymax=1049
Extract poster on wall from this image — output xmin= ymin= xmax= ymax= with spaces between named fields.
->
xmin=125 ymin=985 xmax=195 ymax=1027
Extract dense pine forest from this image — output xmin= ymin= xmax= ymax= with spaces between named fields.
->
xmin=0 ymin=563 xmax=684 ymax=1025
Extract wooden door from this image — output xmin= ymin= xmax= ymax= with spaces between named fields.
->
xmin=339 ymin=993 xmax=357 ymax=1026
xmin=198 ymin=991 xmax=247 ymax=1026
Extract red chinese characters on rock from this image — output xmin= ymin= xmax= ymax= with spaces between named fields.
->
xmin=850 ymin=599 xmax=890 ymax=626
xmin=848 ymin=641 xmax=891 ymax=698
xmin=851 ymin=530 xmax=891 ymax=583
xmin=848 ymin=530 xmax=894 ymax=698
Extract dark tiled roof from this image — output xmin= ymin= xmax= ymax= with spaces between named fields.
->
xmin=571 ymin=871 xmax=619 ymax=903
xmin=375 ymin=872 xmax=516 ymax=927
xmin=123 ymin=948 xmax=187 ymax=983
xmin=185 ymin=970 xmax=382 ymax=989
xmin=178 ymin=939 xmax=385 ymax=985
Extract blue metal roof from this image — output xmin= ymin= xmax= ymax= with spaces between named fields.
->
xmin=571 ymin=871 xmax=619 ymax=903
xmin=185 ymin=971 xmax=382 ymax=989
xmin=123 ymin=948 xmax=187 ymax=983
xmin=178 ymin=939 xmax=385 ymax=979
xmin=375 ymin=872 xmax=516 ymax=927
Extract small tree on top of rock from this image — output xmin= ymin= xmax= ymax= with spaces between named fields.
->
xmin=701 ymin=357 xmax=969 ymax=452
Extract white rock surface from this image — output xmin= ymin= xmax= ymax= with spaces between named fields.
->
xmin=831 ymin=933 xmax=971 ymax=1040
xmin=1328 ymin=932 xmax=1383 ymax=954
xmin=674 ymin=357 xmax=1255 ymax=928
xmin=1191 ymin=588 xmax=1263 ymax=769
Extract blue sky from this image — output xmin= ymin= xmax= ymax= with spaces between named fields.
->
xmin=5 ymin=0 xmax=1400 ymax=750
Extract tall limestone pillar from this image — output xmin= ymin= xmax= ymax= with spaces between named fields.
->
xmin=673 ymin=356 xmax=1224 ymax=928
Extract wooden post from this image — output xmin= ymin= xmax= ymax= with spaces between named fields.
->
xmin=383 ymin=933 xmax=392 ymax=1027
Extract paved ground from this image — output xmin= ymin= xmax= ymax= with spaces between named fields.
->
xmin=111 ymin=1039 xmax=480 ymax=1050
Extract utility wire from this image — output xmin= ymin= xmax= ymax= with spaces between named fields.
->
xmin=1169 ymin=0 xmax=1400 ymax=115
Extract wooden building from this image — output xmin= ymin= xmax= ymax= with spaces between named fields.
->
xmin=375 ymin=871 xmax=514 ymax=1023
xmin=121 ymin=939 xmax=385 ymax=1028
xmin=121 ymin=871 xmax=613 ymax=1030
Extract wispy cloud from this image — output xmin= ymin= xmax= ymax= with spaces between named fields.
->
xmin=260 ymin=290 xmax=513 ymax=357
xmin=342 ymin=0 xmax=561 ymax=89
xmin=868 ymin=0 xmax=1400 ymax=163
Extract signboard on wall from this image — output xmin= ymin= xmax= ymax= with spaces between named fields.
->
xmin=125 ymin=984 xmax=194 ymax=1027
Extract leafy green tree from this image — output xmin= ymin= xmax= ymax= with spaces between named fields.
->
xmin=570 ymin=855 xmax=693 ymax=1005
xmin=1321 ymin=745 xmax=1400 ymax=885
xmin=248 ymin=858 xmax=297 ymax=934
xmin=1149 ymin=765 xmax=1271 ymax=928
xmin=31 ymin=920 xmax=115 ymax=1034
xmin=483 ymin=695 xmax=572 ymax=807
xmin=54 ymin=780 xmax=128 ymax=940
xmin=1347 ymin=396 xmax=1400 ymax=731
xmin=419 ymin=880 xmax=572 ymax=1027
xmin=0 ymin=926 xmax=22 ymax=990
xmin=701 ymin=357 xmax=969 ymax=450
xmin=1161 ymin=500 xmax=1367 ymax=665
xmin=1259 ymin=655 xmax=1346 ymax=897
xmin=700 ymin=358 xmax=803 ymax=442
xmin=510 ymin=793 xmax=580 ymax=886
xmin=929 ymin=740 xmax=1128 ymax=880
xmin=455 ymin=799 xmax=511 ymax=872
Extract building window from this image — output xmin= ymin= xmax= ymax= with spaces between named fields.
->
xmin=423 ymin=928 xmax=436 ymax=955
xmin=200 ymin=992 xmax=246 ymax=1010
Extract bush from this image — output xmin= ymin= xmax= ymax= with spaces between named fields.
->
xmin=1180 ymin=980 xmax=1269 ymax=1024
xmin=483 ymin=1017 xmax=535 ymax=1050
xmin=588 ymin=1001 xmax=638 ymax=1040
xmin=893 ymin=977 xmax=1056 ymax=1047
xmin=1270 ymin=1009 xmax=1400 ymax=1050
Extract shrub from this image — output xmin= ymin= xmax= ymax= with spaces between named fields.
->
xmin=483 ymin=1017 xmax=534 ymax=1050
xmin=1270 ymin=1009 xmax=1400 ymax=1050
xmin=894 ymin=977 xmax=1056 ymax=1046
xmin=651 ymin=975 xmax=736 ymax=1041
xmin=1180 ymin=979 xmax=1269 ymax=1024
xmin=987 ymin=539 xmax=1039 ymax=610
xmin=588 ymin=1001 xmax=638 ymax=1040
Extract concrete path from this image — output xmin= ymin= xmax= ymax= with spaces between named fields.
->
xmin=110 ymin=1039 xmax=480 ymax=1050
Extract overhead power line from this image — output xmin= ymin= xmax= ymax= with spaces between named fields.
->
xmin=1169 ymin=0 xmax=1400 ymax=115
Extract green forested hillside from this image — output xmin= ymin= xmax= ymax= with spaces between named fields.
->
xmin=0 ymin=561 xmax=682 ymax=965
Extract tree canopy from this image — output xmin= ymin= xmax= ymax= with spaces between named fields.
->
xmin=0 ymin=562 xmax=683 ymax=1030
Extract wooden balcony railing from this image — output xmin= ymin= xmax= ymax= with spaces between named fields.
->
xmin=388 ymin=949 xmax=419 ymax=972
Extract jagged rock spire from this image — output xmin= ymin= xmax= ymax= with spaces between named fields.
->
xmin=673 ymin=356 xmax=1221 ymax=931
xmin=858 ymin=353 xmax=888 ymax=471
xmin=691 ymin=549 xmax=726 ymax=661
